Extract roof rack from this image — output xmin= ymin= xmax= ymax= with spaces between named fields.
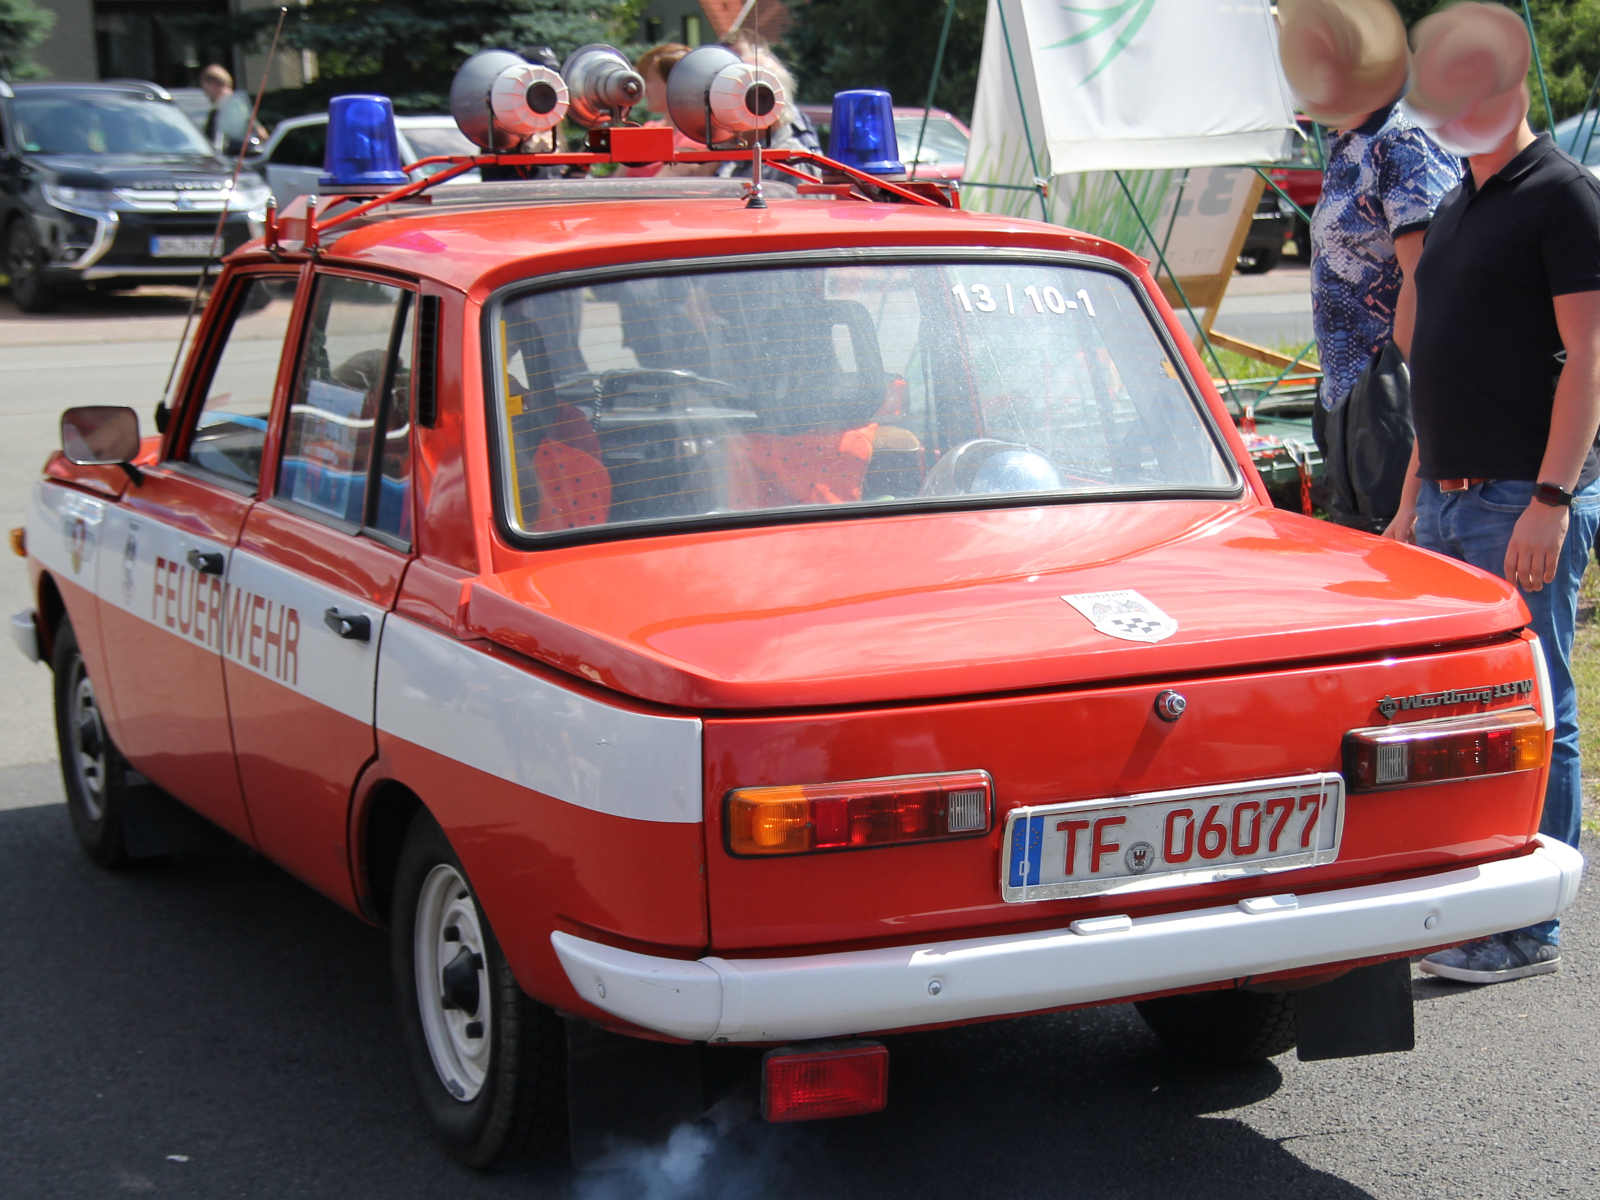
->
xmin=265 ymin=139 xmax=959 ymax=252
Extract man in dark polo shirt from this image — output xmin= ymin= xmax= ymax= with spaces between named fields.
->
xmin=1387 ymin=109 xmax=1600 ymax=984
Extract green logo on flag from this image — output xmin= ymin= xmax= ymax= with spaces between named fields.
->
xmin=1044 ymin=0 xmax=1159 ymax=87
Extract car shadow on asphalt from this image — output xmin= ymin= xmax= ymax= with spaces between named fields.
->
xmin=0 ymin=287 xmax=199 ymax=322
xmin=0 ymin=802 xmax=1375 ymax=1200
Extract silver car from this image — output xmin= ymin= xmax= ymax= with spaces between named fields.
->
xmin=248 ymin=113 xmax=480 ymax=206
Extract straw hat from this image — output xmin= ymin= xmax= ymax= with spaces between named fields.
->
xmin=1403 ymin=2 xmax=1530 ymax=156
xmin=1279 ymin=0 xmax=1410 ymax=127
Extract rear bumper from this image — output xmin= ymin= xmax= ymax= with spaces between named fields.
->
xmin=552 ymin=836 xmax=1584 ymax=1043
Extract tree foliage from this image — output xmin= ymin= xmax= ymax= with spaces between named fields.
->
xmin=783 ymin=0 xmax=988 ymax=122
xmin=200 ymin=0 xmax=616 ymax=118
xmin=0 ymin=0 xmax=55 ymax=80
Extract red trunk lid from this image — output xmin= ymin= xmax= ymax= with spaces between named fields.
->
xmin=470 ymin=500 xmax=1525 ymax=710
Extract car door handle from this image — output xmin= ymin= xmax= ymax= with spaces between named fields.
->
xmin=323 ymin=607 xmax=371 ymax=642
xmin=186 ymin=549 xmax=225 ymax=575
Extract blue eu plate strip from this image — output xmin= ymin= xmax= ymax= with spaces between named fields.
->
xmin=1008 ymin=815 xmax=1044 ymax=888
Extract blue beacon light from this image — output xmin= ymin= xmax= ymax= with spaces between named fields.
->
xmin=321 ymin=94 xmax=408 ymax=189
xmin=827 ymin=89 xmax=903 ymax=175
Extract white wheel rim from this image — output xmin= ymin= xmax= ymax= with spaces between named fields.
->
xmin=414 ymin=864 xmax=492 ymax=1102
xmin=69 ymin=659 xmax=108 ymax=821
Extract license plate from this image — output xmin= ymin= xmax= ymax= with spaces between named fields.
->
xmin=1001 ymin=773 xmax=1343 ymax=903
xmin=150 ymin=235 xmax=216 ymax=258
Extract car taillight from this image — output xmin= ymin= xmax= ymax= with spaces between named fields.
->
xmin=725 ymin=770 xmax=991 ymax=856
xmin=762 ymin=1042 xmax=888 ymax=1122
xmin=1343 ymin=708 xmax=1546 ymax=791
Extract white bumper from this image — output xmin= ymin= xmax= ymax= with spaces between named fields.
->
xmin=552 ymin=836 xmax=1584 ymax=1043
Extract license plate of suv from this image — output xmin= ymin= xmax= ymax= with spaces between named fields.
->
xmin=150 ymin=235 xmax=216 ymax=258
xmin=1000 ymin=773 xmax=1344 ymax=903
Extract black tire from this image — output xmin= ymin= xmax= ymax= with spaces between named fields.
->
xmin=391 ymin=811 xmax=566 ymax=1168
xmin=1135 ymin=988 xmax=1297 ymax=1064
xmin=1236 ymin=244 xmax=1282 ymax=275
xmin=6 ymin=217 xmax=57 ymax=313
xmin=52 ymin=616 xmax=133 ymax=867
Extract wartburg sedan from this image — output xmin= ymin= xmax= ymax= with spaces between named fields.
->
xmin=19 ymin=155 xmax=1581 ymax=1166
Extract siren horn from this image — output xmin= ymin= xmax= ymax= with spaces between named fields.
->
xmin=665 ymin=45 xmax=785 ymax=146
xmin=450 ymin=48 xmax=569 ymax=151
xmin=560 ymin=44 xmax=646 ymax=128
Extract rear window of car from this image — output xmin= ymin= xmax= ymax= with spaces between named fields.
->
xmin=490 ymin=258 xmax=1237 ymax=539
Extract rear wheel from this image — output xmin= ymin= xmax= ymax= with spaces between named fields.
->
xmin=1135 ymin=988 xmax=1297 ymax=1064
xmin=52 ymin=617 xmax=133 ymax=867
xmin=391 ymin=812 xmax=566 ymax=1168
xmin=6 ymin=218 xmax=56 ymax=313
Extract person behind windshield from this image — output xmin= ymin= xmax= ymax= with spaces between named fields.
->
xmin=199 ymin=64 xmax=265 ymax=157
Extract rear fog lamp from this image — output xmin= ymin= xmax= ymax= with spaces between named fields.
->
xmin=726 ymin=771 xmax=991 ymax=856
xmin=1343 ymin=708 xmax=1545 ymax=791
xmin=762 ymin=1042 xmax=888 ymax=1122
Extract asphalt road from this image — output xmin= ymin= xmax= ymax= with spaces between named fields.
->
xmin=2 ymin=282 xmax=1592 ymax=1200
xmin=2 ymin=767 xmax=1596 ymax=1200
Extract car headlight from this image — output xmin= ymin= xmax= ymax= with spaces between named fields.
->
xmin=41 ymin=184 xmax=116 ymax=214
xmin=1276 ymin=193 xmax=1298 ymax=217
xmin=228 ymin=178 xmax=272 ymax=211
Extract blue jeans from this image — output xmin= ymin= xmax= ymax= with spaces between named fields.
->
xmin=1415 ymin=478 xmax=1600 ymax=945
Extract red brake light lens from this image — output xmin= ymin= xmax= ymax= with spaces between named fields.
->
xmin=726 ymin=771 xmax=992 ymax=857
xmin=762 ymin=1043 xmax=888 ymax=1122
xmin=1343 ymin=708 xmax=1546 ymax=791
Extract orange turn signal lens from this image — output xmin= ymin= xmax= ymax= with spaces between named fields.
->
xmin=1343 ymin=707 xmax=1546 ymax=791
xmin=726 ymin=771 xmax=992 ymax=857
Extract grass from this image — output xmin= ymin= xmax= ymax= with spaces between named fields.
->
xmin=1575 ymin=556 xmax=1600 ymax=834
xmin=1205 ymin=337 xmax=1320 ymax=385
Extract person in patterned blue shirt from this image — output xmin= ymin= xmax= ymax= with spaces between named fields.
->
xmin=1310 ymin=102 xmax=1464 ymax=416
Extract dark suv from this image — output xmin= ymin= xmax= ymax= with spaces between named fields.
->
xmin=0 ymin=79 xmax=269 ymax=311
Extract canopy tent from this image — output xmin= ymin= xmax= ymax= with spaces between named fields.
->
xmin=963 ymin=0 xmax=1300 ymax=347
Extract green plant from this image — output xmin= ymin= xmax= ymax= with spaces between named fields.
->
xmin=0 ymin=0 xmax=54 ymax=80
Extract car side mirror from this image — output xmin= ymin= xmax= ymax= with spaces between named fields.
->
xmin=61 ymin=406 xmax=143 ymax=483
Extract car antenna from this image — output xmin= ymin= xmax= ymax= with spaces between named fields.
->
xmin=157 ymin=6 xmax=289 ymax=422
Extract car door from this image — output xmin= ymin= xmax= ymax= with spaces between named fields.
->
xmin=96 ymin=268 xmax=303 ymax=842
xmin=224 ymin=268 xmax=416 ymax=905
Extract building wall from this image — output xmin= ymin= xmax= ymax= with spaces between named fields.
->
xmin=30 ymin=0 xmax=98 ymax=80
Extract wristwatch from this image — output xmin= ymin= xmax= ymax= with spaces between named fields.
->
xmin=1533 ymin=482 xmax=1575 ymax=507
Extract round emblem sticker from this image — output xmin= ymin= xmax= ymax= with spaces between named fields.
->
xmin=1125 ymin=842 xmax=1155 ymax=874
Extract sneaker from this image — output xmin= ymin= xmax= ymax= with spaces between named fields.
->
xmin=1419 ymin=932 xmax=1561 ymax=984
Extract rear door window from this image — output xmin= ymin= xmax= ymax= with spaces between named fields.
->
xmin=277 ymin=273 xmax=414 ymax=542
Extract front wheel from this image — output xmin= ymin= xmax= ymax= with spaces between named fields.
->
xmin=1135 ymin=988 xmax=1297 ymax=1064
xmin=7 ymin=218 xmax=56 ymax=313
xmin=391 ymin=812 xmax=566 ymax=1168
xmin=52 ymin=617 xmax=134 ymax=867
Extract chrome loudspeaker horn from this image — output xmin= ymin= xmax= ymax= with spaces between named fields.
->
xmin=450 ymin=48 xmax=569 ymax=150
xmin=560 ymin=43 xmax=645 ymax=128
xmin=665 ymin=45 xmax=785 ymax=146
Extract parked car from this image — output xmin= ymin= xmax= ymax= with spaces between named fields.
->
xmin=248 ymin=113 xmax=481 ymax=206
xmin=20 ymin=91 xmax=1580 ymax=1171
xmin=1238 ymin=185 xmax=1294 ymax=273
xmin=800 ymin=103 xmax=971 ymax=181
xmin=1551 ymin=110 xmax=1600 ymax=178
xmin=0 ymin=79 xmax=269 ymax=311
xmin=1270 ymin=117 xmax=1325 ymax=260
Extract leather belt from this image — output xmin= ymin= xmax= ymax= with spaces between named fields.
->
xmin=1436 ymin=477 xmax=1489 ymax=493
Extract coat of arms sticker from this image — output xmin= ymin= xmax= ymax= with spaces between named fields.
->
xmin=1061 ymin=590 xmax=1178 ymax=644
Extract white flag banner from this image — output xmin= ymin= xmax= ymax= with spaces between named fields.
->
xmin=964 ymin=0 xmax=1298 ymax=261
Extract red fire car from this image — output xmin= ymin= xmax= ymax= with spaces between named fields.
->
xmin=16 ymin=59 xmax=1582 ymax=1171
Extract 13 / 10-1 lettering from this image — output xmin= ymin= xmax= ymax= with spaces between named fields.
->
xmin=950 ymin=283 xmax=1097 ymax=317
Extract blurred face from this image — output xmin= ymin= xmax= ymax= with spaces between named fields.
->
xmin=200 ymin=77 xmax=229 ymax=102
xmin=645 ymin=74 xmax=669 ymax=120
